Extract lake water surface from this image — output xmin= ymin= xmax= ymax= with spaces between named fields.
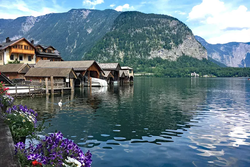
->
xmin=16 ymin=78 xmax=250 ymax=167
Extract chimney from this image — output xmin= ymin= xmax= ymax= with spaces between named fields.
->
xmin=31 ymin=40 xmax=34 ymax=44
xmin=6 ymin=37 xmax=10 ymax=43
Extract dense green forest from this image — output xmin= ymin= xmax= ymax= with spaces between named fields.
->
xmin=121 ymin=56 xmax=250 ymax=77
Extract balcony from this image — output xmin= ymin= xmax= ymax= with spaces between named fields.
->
xmin=10 ymin=48 xmax=35 ymax=55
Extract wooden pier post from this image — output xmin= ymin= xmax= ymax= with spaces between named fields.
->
xmin=70 ymin=79 xmax=74 ymax=92
xmin=90 ymin=77 xmax=92 ymax=87
xmin=15 ymin=84 xmax=17 ymax=97
xmin=50 ymin=76 xmax=54 ymax=95
xmin=88 ymin=71 xmax=90 ymax=87
xmin=28 ymin=85 xmax=30 ymax=95
xmin=45 ymin=78 xmax=49 ymax=95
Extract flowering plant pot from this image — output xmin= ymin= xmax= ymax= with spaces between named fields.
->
xmin=4 ymin=105 xmax=45 ymax=143
xmin=15 ymin=132 xmax=92 ymax=167
xmin=0 ymin=95 xmax=14 ymax=111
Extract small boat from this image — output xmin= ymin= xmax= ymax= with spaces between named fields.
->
xmin=85 ymin=78 xmax=108 ymax=87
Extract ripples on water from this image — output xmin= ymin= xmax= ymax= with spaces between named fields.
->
xmin=16 ymin=78 xmax=250 ymax=166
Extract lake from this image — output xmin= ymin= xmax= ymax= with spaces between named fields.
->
xmin=15 ymin=77 xmax=250 ymax=167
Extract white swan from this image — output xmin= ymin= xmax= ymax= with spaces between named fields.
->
xmin=58 ymin=99 xmax=62 ymax=107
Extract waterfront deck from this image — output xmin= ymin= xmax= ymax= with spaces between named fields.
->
xmin=0 ymin=117 xmax=20 ymax=167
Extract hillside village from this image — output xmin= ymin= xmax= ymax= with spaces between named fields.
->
xmin=0 ymin=37 xmax=134 ymax=92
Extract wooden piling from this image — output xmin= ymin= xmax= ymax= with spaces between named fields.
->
xmin=88 ymin=71 xmax=90 ymax=87
xmin=28 ymin=85 xmax=30 ymax=95
xmin=45 ymin=78 xmax=49 ymax=95
xmin=15 ymin=84 xmax=17 ymax=97
xmin=50 ymin=76 xmax=54 ymax=94
xmin=70 ymin=79 xmax=74 ymax=92
xmin=90 ymin=77 xmax=92 ymax=87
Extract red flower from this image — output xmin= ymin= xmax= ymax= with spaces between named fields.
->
xmin=32 ymin=160 xmax=42 ymax=166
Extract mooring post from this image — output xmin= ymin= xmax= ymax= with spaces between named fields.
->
xmin=70 ymin=79 xmax=74 ymax=92
xmin=15 ymin=84 xmax=17 ymax=97
xmin=45 ymin=78 xmax=49 ymax=95
xmin=51 ymin=76 xmax=54 ymax=95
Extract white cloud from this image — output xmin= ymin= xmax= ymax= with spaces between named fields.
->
xmin=83 ymin=0 xmax=104 ymax=8
xmin=0 ymin=0 xmax=65 ymax=19
xmin=175 ymin=11 xmax=186 ymax=15
xmin=188 ymin=0 xmax=225 ymax=21
xmin=110 ymin=4 xmax=115 ymax=8
xmin=115 ymin=4 xmax=134 ymax=12
xmin=188 ymin=0 xmax=250 ymax=44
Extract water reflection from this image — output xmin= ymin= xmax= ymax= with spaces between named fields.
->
xmin=188 ymin=78 xmax=250 ymax=166
xmin=14 ymin=78 xmax=250 ymax=167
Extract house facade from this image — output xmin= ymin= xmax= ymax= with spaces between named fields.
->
xmin=0 ymin=37 xmax=63 ymax=65
xmin=0 ymin=37 xmax=36 ymax=65
xmin=34 ymin=44 xmax=63 ymax=63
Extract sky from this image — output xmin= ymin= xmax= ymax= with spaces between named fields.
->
xmin=0 ymin=0 xmax=250 ymax=44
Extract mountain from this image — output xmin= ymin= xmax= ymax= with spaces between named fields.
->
xmin=0 ymin=9 xmax=207 ymax=64
xmin=84 ymin=11 xmax=207 ymax=66
xmin=195 ymin=36 xmax=250 ymax=67
xmin=0 ymin=9 xmax=120 ymax=60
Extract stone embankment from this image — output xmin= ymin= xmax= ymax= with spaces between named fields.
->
xmin=0 ymin=117 xmax=20 ymax=167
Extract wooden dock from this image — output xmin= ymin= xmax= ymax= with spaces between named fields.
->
xmin=7 ymin=78 xmax=75 ymax=97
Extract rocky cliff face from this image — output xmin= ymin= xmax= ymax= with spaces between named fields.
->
xmin=85 ymin=12 xmax=207 ymax=62
xmin=0 ymin=9 xmax=120 ymax=60
xmin=195 ymin=36 xmax=250 ymax=67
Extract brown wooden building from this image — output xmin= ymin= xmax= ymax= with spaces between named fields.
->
xmin=101 ymin=71 xmax=114 ymax=84
xmin=25 ymin=68 xmax=76 ymax=83
xmin=0 ymin=64 xmax=30 ymax=80
xmin=98 ymin=63 xmax=121 ymax=81
xmin=34 ymin=44 xmax=63 ymax=63
xmin=34 ymin=60 xmax=104 ymax=86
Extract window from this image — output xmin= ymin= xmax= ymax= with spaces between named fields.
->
xmin=19 ymin=54 xmax=23 ymax=61
xmin=28 ymin=56 xmax=32 ymax=61
xmin=12 ymin=45 xmax=17 ymax=48
xmin=17 ymin=45 xmax=23 ymax=49
xmin=10 ymin=54 xmax=14 ymax=60
xmin=24 ymin=45 xmax=29 ymax=50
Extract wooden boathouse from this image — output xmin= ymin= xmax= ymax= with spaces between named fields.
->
xmin=98 ymin=63 xmax=121 ymax=82
xmin=34 ymin=60 xmax=104 ymax=86
xmin=0 ymin=64 xmax=30 ymax=80
xmin=101 ymin=71 xmax=114 ymax=84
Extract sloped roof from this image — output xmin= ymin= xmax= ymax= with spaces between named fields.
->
xmin=25 ymin=68 xmax=76 ymax=78
xmin=0 ymin=64 xmax=30 ymax=73
xmin=120 ymin=70 xmax=129 ymax=77
xmin=0 ymin=38 xmax=36 ymax=50
xmin=35 ymin=60 xmax=104 ymax=72
xmin=103 ymin=71 xmax=114 ymax=78
xmin=121 ymin=66 xmax=133 ymax=70
xmin=98 ymin=63 xmax=121 ymax=71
